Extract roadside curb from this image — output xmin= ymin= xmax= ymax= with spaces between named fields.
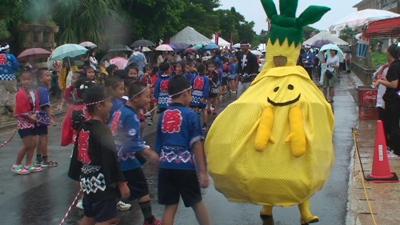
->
xmin=342 ymin=71 xmax=369 ymax=225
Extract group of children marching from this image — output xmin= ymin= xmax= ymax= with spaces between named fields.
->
xmin=11 ymin=59 xmax=225 ymax=224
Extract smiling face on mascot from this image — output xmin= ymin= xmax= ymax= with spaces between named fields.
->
xmin=204 ymin=0 xmax=335 ymax=224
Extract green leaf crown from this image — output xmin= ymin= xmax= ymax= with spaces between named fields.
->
xmin=261 ymin=0 xmax=330 ymax=47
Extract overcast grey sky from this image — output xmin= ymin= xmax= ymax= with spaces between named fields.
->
xmin=219 ymin=0 xmax=361 ymax=33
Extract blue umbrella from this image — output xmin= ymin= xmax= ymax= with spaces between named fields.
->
xmin=311 ymin=39 xmax=333 ymax=48
xmin=168 ymin=44 xmax=178 ymax=51
xmin=204 ymin=43 xmax=219 ymax=50
xmin=50 ymin=44 xmax=88 ymax=60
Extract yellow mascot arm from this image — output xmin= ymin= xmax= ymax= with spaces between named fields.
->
xmin=255 ymin=106 xmax=275 ymax=151
xmin=285 ymin=106 xmax=306 ymax=157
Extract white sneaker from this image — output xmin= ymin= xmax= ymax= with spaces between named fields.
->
xmin=388 ymin=150 xmax=400 ymax=158
xmin=75 ymin=199 xmax=83 ymax=209
xmin=11 ymin=164 xmax=30 ymax=175
xmin=117 ymin=201 xmax=132 ymax=211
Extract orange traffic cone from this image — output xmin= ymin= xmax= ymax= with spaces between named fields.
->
xmin=366 ymin=120 xmax=399 ymax=182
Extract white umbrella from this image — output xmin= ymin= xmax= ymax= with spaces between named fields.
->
xmin=330 ymin=9 xmax=400 ymax=32
xmin=251 ymin=50 xmax=263 ymax=56
xmin=303 ymin=31 xmax=348 ymax=46
xmin=155 ymin=44 xmax=174 ymax=51
xmin=232 ymin=43 xmax=241 ymax=49
xmin=142 ymin=47 xmax=152 ymax=52
xmin=318 ymin=44 xmax=344 ymax=62
xmin=79 ymin=41 xmax=97 ymax=49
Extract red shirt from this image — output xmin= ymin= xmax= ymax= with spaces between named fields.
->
xmin=63 ymin=85 xmax=75 ymax=104
xmin=14 ymin=88 xmax=40 ymax=130
xmin=61 ymin=104 xmax=90 ymax=146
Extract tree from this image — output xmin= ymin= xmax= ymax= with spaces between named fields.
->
xmin=259 ymin=29 xmax=269 ymax=45
xmin=180 ymin=0 xmax=220 ymax=38
xmin=303 ymin=26 xmax=319 ymax=40
xmin=216 ymin=7 xmax=259 ymax=46
xmin=117 ymin=0 xmax=185 ymax=44
xmin=52 ymin=0 xmax=121 ymax=48
xmin=339 ymin=27 xmax=357 ymax=43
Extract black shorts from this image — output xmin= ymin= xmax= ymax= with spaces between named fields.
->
xmin=158 ymin=168 xmax=202 ymax=207
xmin=123 ymin=168 xmax=149 ymax=201
xmin=208 ymin=93 xmax=218 ymax=98
xmin=36 ymin=126 xmax=48 ymax=135
xmin=221 ymin=77 xmax=228 ymax=85
xmin=18 ymin=127 xmax=38 ymax=138
xmin=82 ymin=197 xmax=117 ymax=222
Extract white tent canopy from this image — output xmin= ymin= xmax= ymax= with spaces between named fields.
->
xmin=170 ymin=26 xmax=213 ymax=45
xmin=211 ymin=34 xmax=230 ymax=47
xmin=330 ymin=9 xmax=400 ymax=32
xmin=303 ymin=31 xmax=349 ymax=46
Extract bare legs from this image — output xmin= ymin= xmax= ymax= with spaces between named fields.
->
xmin=16 ymin=135 xmax=37 ymax=165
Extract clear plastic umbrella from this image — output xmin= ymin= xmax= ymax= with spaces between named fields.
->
xmin=318 ymin=44 xmax=344 ymax=61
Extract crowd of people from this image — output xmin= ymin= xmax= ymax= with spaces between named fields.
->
xmin=298 ymin=44 xmax=352 ymax=103
xmin=0 ymin=40 xmax=260 ymax=225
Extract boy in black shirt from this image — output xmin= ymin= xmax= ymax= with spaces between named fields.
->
xmin=68 ymin=85 xmax=129 ymax=225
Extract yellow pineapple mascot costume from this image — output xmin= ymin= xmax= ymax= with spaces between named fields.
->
xmin=204 ymin=0 xmax=335 ymax=224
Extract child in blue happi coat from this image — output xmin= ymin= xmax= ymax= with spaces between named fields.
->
xmin=190 ymin=64 xmax=209 ymax=131
xmin=109 ymin=81 xmax=161 ymax=225
xmin=156 ymin=75 xmax=210 ymax=225
xmin=154 ymin=62 xmax=171 ymax=113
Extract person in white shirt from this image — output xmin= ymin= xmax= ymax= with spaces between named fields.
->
xmin=323 ymin=49 xmax=340 ymax=103
xmin=373 ymin=63 xmax=389 ymax=143
xmin=89 ymin=50 xmax=98 ymax=71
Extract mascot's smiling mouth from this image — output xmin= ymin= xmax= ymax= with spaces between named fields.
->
xmin=268 ymin=94 xmax=301 ymax=106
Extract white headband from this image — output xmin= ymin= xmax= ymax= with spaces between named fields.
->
xmin=0 ymin=45 xmax=10 ymax=51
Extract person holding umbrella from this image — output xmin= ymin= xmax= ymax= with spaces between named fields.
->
xmin=128 ymin=47 xmax=147 ymax=75
xmin=0 ymin=42 xmax=19 ymax=118
xmin=323 ymin=49 xmax=340 ymax=103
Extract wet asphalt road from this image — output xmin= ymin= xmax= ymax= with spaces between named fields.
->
xmin=0 ymin=75 xmax=358 ymax=225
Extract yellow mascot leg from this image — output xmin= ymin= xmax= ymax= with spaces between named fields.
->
xmin=298 ymin=198 xmax=319 ymax=224
xmin=260 ymin=205 xmax=273 ymax=220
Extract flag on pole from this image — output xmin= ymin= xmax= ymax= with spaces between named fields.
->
xmin=230 ymin=33 xmax=234 ymax=49
xmin=215 ymin=32 xmax=220 ymax=46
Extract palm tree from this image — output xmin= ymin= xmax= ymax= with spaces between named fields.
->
xmin=52 ymin=0 xmax=121 ymax=48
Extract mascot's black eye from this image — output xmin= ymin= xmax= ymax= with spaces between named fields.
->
xmin=274 ymin=87 xmax=279 ymax=92
xmin=288 ymin=84 xmax=294 ymax=90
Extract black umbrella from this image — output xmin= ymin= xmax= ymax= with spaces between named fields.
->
xmin=342 ymin=46 xmax=351 ymax=53
xmin=108 ymin=44 xmax=132 ymax=53
xmin=131 ymin=39 xmax=155 ymax=47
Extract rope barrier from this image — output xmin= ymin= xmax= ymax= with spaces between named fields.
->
xmin=59 ymin=189 xmax=82 ymax=225
xmin=1 ymin=105 xmax=159 ymax=148
xmin=352 ymin=128 xmax=378 ymax=225
xmin=0 ymin=130 xmax=17 ymax=148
